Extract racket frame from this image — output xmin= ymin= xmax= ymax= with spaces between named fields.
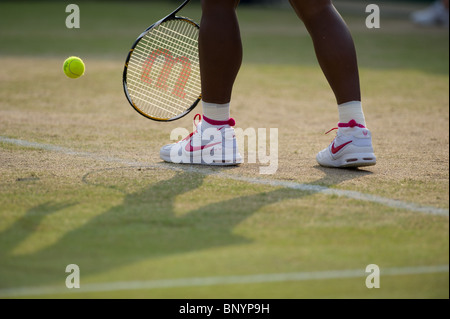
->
xmin=123 ymin=0 xmax=201 ymax=122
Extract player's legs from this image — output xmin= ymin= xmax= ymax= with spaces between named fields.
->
xmin=199 ymin=0 xmax=242 ymax=105
xmin=290 ymin=0 xmax=360 ymax=105
xmin=290 ymin=0 xmax=376 ymax=167
xmin=160 ymin=0 xmax=242 ymax=166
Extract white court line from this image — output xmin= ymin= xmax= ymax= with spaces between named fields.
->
xmin=0 ymin=265 xmax=448 ymax=297
xmin=1 ymin=136 xmax=449 ymax=217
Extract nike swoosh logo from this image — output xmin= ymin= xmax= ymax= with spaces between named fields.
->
xmin=331 ymin=141 xmax=352 ymax=154
xmin=185 ymin=140 xmax=222 ymax=153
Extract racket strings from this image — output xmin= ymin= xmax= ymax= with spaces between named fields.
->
xmin=126 ymin=19 xmax=201 ymax=120
xmin=128 ymin=28 xmax=198 ymax=114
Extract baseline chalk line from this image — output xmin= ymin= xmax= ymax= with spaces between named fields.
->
xmin=0 ymin=265 xmax=447 ymax=297
xmin=1 ymin=136 xmax=448 ymax=217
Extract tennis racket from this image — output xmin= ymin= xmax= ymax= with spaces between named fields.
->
xmin=123 ymin=0 xmax=201 ymax=122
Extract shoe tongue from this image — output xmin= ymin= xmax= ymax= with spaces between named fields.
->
xmin=200 ymin=122 xmax=229 ymax=135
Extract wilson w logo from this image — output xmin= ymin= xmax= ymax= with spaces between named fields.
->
xmin=141 ymin=49 xmax=191 ymax=99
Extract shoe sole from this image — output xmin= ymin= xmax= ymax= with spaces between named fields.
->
xmin=318 ymin=152 xmax=377 ymax=168
xmin=160 ymin=154 xmax=243 ymax=166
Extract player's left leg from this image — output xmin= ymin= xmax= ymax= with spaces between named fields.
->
xmin=290 ymin=0 xmax=376 ymax=168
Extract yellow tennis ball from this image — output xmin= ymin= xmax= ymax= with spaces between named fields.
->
xmin=63 ymin=56 xmax=85 ymax=79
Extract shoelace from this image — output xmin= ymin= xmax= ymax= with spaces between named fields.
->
xmin=182 ymin=114 xmax=237 ymax=142
xmin=194 ymin=114 xmax=202 ymax=126
xmin=325 ymin=119 xmax=366 ymax=135
xmin=182 ymin=114 xmax=202 ymax=141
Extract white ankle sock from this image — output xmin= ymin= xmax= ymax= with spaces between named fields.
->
xmin=202 ymin=102 xmax=230 ymax=122
xmin=338 ymin=101 xmax=366 ymax=126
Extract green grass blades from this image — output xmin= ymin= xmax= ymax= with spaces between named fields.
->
xmin=0 ymin=1 xmax=448 ymax=299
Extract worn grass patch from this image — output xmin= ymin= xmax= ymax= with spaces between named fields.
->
xmin=0 ymin=1 xmax=448 ymax=298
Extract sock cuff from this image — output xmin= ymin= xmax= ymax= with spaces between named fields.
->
xmin=338 ymin=101 xmax=366 ymax=126
xmin=203 ymin=115 xmax=236 ymax=127
xmin=338 ymin=101 xmax=362 ymax=109
xmin=202 ymin=101 xmax=231 ymax=122
xmin=203 ymin=101 xmax=230 ymax=109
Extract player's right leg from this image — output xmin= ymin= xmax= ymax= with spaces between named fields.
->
xmin=160 ymin=0 xmax=243 ymax=165
xmin=199 ymin=0 xmax=242 ymax=104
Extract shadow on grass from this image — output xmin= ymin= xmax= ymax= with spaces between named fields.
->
xmin=0 ymin=167 xmax=370 ymax=290
xmin=312 ymin=165 xmax=373 ymax=186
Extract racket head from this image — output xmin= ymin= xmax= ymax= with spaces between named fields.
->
xmin=123 ymin=16 xmax=201 ymax=122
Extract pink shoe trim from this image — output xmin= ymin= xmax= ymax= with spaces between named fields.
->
xmin=338 ymin=119 xmax=366 ymax=129
xmin=325 ymin=120 xmax=366 ymax=135
xmin=203 ymin=115 xmax=236 ymax=127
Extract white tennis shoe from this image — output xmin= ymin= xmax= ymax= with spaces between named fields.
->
xmin=411 ymin=0 xmax=449 ymax=27
xmin=160 ymin=114 xmax=242 ymax=166
xmin=317 ymin=119 xmax=376 ymax=168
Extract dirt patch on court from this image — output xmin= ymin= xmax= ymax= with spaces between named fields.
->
xmin=0 ymin=57 xmax=448 ymax=208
